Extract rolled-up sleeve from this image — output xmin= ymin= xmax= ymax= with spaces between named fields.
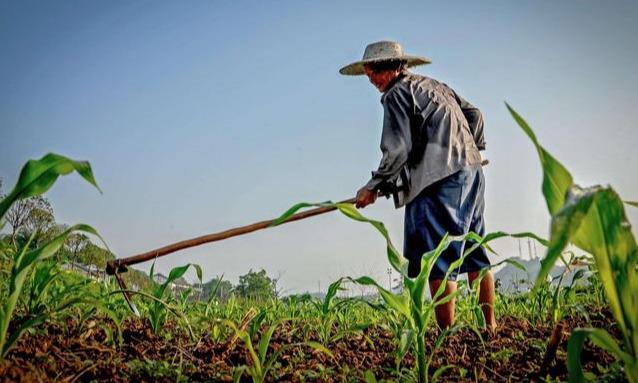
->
xmin=365 ymin=90 xmax=412 ymax=191
xmin=453 ymin=91 xmax=485 ymax=150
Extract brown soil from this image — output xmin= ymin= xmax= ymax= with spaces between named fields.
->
xmin=0 ymin=307 xmax=624 ymax=382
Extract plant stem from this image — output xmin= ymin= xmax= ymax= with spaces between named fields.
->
xmin=417 ymin=334 xmax=427 ymax=383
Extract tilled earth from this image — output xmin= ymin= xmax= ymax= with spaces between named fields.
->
xmin=0 ymin=307 xmax=623 ymax=382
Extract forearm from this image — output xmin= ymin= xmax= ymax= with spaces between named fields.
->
xmin=365 ymin=149 xmax=408 ymax=191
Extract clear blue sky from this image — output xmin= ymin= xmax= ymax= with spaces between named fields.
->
xmin=1 ymin=1 xmax=637 ymax=293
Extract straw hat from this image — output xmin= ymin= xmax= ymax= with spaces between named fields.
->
xmin=339 ymin=41 xmax=431 ymax=76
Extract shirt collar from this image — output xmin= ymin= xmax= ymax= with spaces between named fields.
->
xmin=380 ymin=71 xmax=407 ymax=103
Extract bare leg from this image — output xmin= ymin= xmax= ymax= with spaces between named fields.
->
xmin=429 ymin=279 xmax=457 ymax=329
xmin=468 ymin=270 xmax=496 ymax=332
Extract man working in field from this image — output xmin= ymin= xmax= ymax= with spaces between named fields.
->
xmin=340 ymin=41 xmax=496 ymax=331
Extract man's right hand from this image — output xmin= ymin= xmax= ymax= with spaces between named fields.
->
xmin=355 ymin=186 xmax=377 ymax=209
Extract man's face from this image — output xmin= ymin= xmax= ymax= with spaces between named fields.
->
xmin=364 ymin=65 xmax=399 ymax=93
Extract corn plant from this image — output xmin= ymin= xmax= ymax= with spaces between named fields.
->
xmin=223 ymin=317 xmax=332 ymax=383
xmin=204 ymin=273 xmax=228 ymax=317
xmin=0 ymin=153 xmax=102 ymax=359
xmin=462 ymin=258 xmax=526 ymax=328
xmin=273 ymin=200 xmax=541 ymax=383
xmin=508 ymin=103 xmax=638 ymax=383
xmin=545 ymin=252 xmax=592 ymax=326
xmin=147 ymin=262 xmax=202 ymax=334
xmin=307 ymin=278 xmax=370 ymax=344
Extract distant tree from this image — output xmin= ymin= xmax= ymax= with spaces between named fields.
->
xmin=64 ymin=233 xmax=90 ymax=269
xmin=235 ymin=269 xmax=277 ymax=300
xmin=202 ymin=276 xmax=234 ymax=301
xmin=4 ymin=196 xmax=53 ymax=245
xmin=5 ymin=196 xmax=57 ymax=246
xmin=81 ymin=242 xmax=115 ymax=275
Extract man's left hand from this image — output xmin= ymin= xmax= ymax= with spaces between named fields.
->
xmin=355 ymin=186 xmax=377 ymax=209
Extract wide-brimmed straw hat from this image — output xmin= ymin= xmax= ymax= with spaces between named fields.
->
xmin=339 ymin=41 xmax=431 ymax=76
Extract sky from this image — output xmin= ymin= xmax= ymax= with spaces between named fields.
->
xmin=1 ymin=0 xmax=637 ymax=294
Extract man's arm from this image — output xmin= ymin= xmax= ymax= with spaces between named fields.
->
xmin=453 ymin=91 xmax=486 ymax=150
xmin=365 ymin=90 xmax=412 ymax=191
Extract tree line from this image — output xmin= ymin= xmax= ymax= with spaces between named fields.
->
xmin=0 ymin=179 xmax=279 ymax=301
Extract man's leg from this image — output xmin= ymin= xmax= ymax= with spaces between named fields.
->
xmin=468 ymin=270 xmax=496 ymax=331
xmin=429 ymin=279 xmax=457 ymax=329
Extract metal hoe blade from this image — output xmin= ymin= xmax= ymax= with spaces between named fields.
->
xmin=114 ymin=272 xmax=140 ymax=317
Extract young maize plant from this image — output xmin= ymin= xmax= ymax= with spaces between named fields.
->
xmin=222 ymin=316 xmax=332 ymax=383
xmin=273 ymin=199 xmax=542 ymax=383
xmin=461 ymin=257 xmax=526 ymax=329
xmin=147 ymin=262 xmax=202 ymax=334
xmin=107 ymin=262 xmax=202 ymax=339
xmin=308 ymin=278 xmax=373 ymax=345
xmin=0 ymin=153 xmax=105 ymax=359
xmin=508 ymin=103 xmax=638 ymax=383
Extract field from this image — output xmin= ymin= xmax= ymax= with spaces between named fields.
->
xmin=0 ymin=107 xmax=636 ymax=382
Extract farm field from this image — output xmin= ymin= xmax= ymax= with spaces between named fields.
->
xmin=0 ymin=109 xmax=636 ymax=383
xmin=0 ymin=295 xmax=622 ymax=382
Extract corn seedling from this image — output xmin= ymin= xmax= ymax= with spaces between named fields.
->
xmin=466 ymin=258 xmax=527 ymax=328
xmin=142 ymin=262 xmax=202 ymax=335
xmin=508 ymin=103 xmax=638 ymax=383
xmin=0 ymin=154 xmax=102 ymax=359
xmin=223 ymin=317 xmax=332 ymax=383
xmin=273 ymin=199 xmax=542 ymax=383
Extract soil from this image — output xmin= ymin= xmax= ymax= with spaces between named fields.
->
xmin=0 ymin=307 xmax=624 ymax=382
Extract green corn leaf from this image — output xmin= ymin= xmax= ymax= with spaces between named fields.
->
xmin=0 ymin=153 xmax=101 ymax=220
xmin=431 ymin=365 xmax=455 ymax=383
xmin=156 ymin=263 xmax=201 ymax=299
xmin=569 ymin=269 xmax=588 ymax=288
xmin=398 ymin=329 xmax=415 ymax=361
xmin=349 ymin=276 xmax=411 ymax=319
xmin=16 ymin=224 xmax=100 ymax=277
xmin=510 ymin=105 xmax=638 ymax=361
xmin=149 ymin=261 xmax=156 ymax=281
xmin=232 ymin=366 xmax=246 ymax=383
xmin=497 ymin=258 xmax=527 ymax=272
xmin=535 ymin=185 xmax=638 ymax=347
xmin=3 ymin=295 xmax=114 ymax=358
xmin=249 ymin=309 xmax=269 ymax=339
xmin=192 ymin=264 xmax=203 ymax=284
xmin=322 ymin=278 xmax=345 ymax=315
xmin=506 ymin=103 xmax=573 ymax=215
xmin=364 ymin=370 xmax=379 ymax=383
xmin=2 ymin=315 xmax=47 ymax=357
xmin=567 ymin=328 xmax=636 ymax=383
xmin=626 ymin=201 xmax=638 ymax=208
xmin=258 ymin=320 xmax=284 ymax=363
xmin=473 ymin=306 xmax=486 ymax=328
xmin=411 ymin=233 xmax=452 ymax=313
xmin=304 ymin=341 xmax=334 ymax=358
xmin=336 ymin=203 xmax=406 ymax=274
xmin=470 ymin=230 xmax=549 ymax=251
xmin=116 ymin=289 xmax=195 ymax=339
xmin=270 ymin=201 xmax=406 ymax=274
xmin=220 ymin=318 xmax=261 ymax=375
xmin=269 ymin=202 xmax=321 ymax=227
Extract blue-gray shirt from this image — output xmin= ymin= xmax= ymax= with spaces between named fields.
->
xmin=365 ymin=71 xmax=485 ymax=207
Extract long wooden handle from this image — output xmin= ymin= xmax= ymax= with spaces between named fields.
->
xmin=107 ymin=159 xmax=490 ymax=274
xmin=106 ymin=197 xmax=357 ymax=274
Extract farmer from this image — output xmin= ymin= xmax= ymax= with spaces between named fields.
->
xmin=340 ymin=41 xmax=496 ymax=331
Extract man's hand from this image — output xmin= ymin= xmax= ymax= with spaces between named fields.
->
xmin=355 ymin=186 xmax=377 ymax=209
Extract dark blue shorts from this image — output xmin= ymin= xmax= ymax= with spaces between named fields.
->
xmin=404 ymin=164 xmax=490 ymax=281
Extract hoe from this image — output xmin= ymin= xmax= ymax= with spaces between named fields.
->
xmin=106 ymin=160 xmax=487 ymax=315
xmin=105 ymin=197 xmax=357 ymax=315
